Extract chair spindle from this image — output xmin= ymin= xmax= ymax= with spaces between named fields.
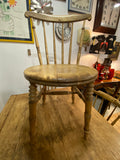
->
xmin=76 ymin=21 xmax=85 ymax=64
xmin=62 ymin=23 xmax=64 ymax=64
xmin=107 ymin=106 xmax=117 ymax=121
xmin=32 ymin=19 xmax=43 ymax=65
xmin=68 ymin=23 xmax=73 ymax=64
xmin=42 ymin=21 xmax=49 ymax=64
xmin=53 ymin=23 xmax=57 ymax=64
xmin=98 ymin=98 xmax=104 ymax=112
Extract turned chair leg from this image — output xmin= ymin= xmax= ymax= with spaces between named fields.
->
xmin=29 ymin=83 xmax=38 ymax=146
xmin=84 ymin=83 xmax=94 ymax=139
xmin=71 ymin=86 xmax=75 ymax=104
xmin=43 ymin=85 xmax=46 ymax=104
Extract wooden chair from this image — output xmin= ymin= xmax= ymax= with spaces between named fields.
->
xmin=24 ymin=11 xmax=98 ymax=145
xmin=93 ymin=90 xmax=120 ymax=125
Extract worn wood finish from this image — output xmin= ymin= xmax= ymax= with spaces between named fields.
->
xmin=32 ymin=21 xmax=43 ymax=65
xmin=24 ymin=64 xmax=97 ymax=86
xmin=68 ymin=23 xmax=73 ymax=64
xmin=62 ymin=23 xmax=64 ymax=64
xmin=25 ymin=11 xmax=91 ymax=23
xmin=76 ymin=21 xmax=85 ymax=64
xmin=42 ymin=85 xmax=46 ymax=104
xmin=53 ymin=23 xmax=57 ymax=64
xmin=42 ymin=21 xmax=49 ymax=64
xmin=94 ymin=90 xmax=120 ymax=108
xmin=94 ymin=78 xmax=120 ymax=116
xmin=1 ymin=91 xmax=120 ymax=160
xmin=84 ymin=83 xmax=94 ymax=139
xmin=24 ymin=11 xmax=98 ymax=144
xmin=29 ymin=83 xmax=38 ymax=147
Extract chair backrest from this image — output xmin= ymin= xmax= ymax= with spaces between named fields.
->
xmin=93 ymin=89 xmax=120 ymax=125
xmin=25 ymin=11 xmax=91 ymax=65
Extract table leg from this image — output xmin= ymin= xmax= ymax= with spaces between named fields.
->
xmin=84 ymin=83 xmax=94 ymax=139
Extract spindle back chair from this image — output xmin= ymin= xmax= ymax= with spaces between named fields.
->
xmin=25 ymin=11 xmax=92 ymax=65
xmin=93 ymin=90 xmax=120 ymax=125
xmin=24 ymin=11 xmax=98 ymax=146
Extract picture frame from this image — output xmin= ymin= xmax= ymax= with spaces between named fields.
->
xmin=0 ymin=0 xmax=34 ymax=43
xmin=68 ymin=0 xmax=93 ymax=14
xmin=93 ymin=0 xmax=120 ymax=34
xmin=109 ymin=42 xmax=120 ymax=60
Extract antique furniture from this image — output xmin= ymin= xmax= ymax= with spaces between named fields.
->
xmin=94 ymin=77 xmax=120 ymax=115
xmin=1 ymin=90 xmax=120 ymax=159
xmin=24 ymin=11 xmax=98 ymax=146
xmin=93 ymin=89 xmax=120 ymax=125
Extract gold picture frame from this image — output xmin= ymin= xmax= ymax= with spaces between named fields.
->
xmin=0 ymin=0 xmax=34 ymax=43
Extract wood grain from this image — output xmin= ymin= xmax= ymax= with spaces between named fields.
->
xmin=24 ymin=64 xmax=98 ymax=86
xmin=77 ymin=21 xmax=85 ymax=64
xmin=25 ymin=11 xmax=91 ymax=23
xmin=32 ymin=20 xmax=43 ymax=65
xmin=24 ymin=11 xmax=97 ymax=148
xmin=53 ymin=23 xmax=57 ymax=64
xmin=1 ymin=89 xmax=120 ymax=160
xmin=62 ymin=23 xmax=64 ymax=64
xmin=68 ymin=23 xmax=73 ymax=64
xmin=42 ymin=21 xmax=49 ymax=64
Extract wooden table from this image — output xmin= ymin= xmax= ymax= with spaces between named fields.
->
xmin=1 ymin=88 xmax=120 ymax=160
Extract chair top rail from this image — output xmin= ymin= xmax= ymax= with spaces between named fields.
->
xmin=94 ymin=90 xmax=120 ymax=108
xmin=25 ymin=11 xmax=91 ymax=23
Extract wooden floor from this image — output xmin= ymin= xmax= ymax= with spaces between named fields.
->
xmin=1 ymin=88 xmax=120 ymax=160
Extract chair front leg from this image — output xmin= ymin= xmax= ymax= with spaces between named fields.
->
xmin=71 ymin=86 xmax=75 ymax=104
xmin=42 ymin=85 xmax=46 ymax=104
xmin=29 ymin=83 xmax=38 ymax=146
xmin=84 ymin=83 xmax=94 ymax=139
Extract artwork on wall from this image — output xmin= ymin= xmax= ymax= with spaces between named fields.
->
xmin=68 ymin=0 xmax=93 ymax=14
xmin=0 ymin=0 xmax=33 ymax=43
xmin=30 ymin=0 xmax=53 ymax=14
xmin=93 ymin=0 xmax=120 ymax=34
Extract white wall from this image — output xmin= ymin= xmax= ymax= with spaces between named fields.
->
xmin=0 ymin=0 xmax=120 ymax=112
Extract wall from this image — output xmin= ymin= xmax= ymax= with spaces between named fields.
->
xmin=0 ymin=0 xmax=120 ymax=112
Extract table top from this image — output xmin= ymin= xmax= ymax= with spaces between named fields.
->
xmin=0 ymin=88 xmax=120 ymax=160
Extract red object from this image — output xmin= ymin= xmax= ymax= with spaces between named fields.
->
xmin=108 ymin=69 xmax=114 ymax=79
xmin=93 ymin=61 xmax=114 ymax=80
xmin=100 ymin=42 xmax=108 ymax=49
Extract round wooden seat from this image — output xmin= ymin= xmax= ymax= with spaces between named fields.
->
xmin=24 ymin=64 xmax=98 ymax=86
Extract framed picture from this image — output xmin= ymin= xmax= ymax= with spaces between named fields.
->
xmin=0 ymin=0 xmax=33 ymax=43
xmin=93 ymin=0 xmax=120 ymax=34
xmin=68 ymin=0 xmax=93 ymax=14
xmin=109 ymin=42 xmax=120 ymax=60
